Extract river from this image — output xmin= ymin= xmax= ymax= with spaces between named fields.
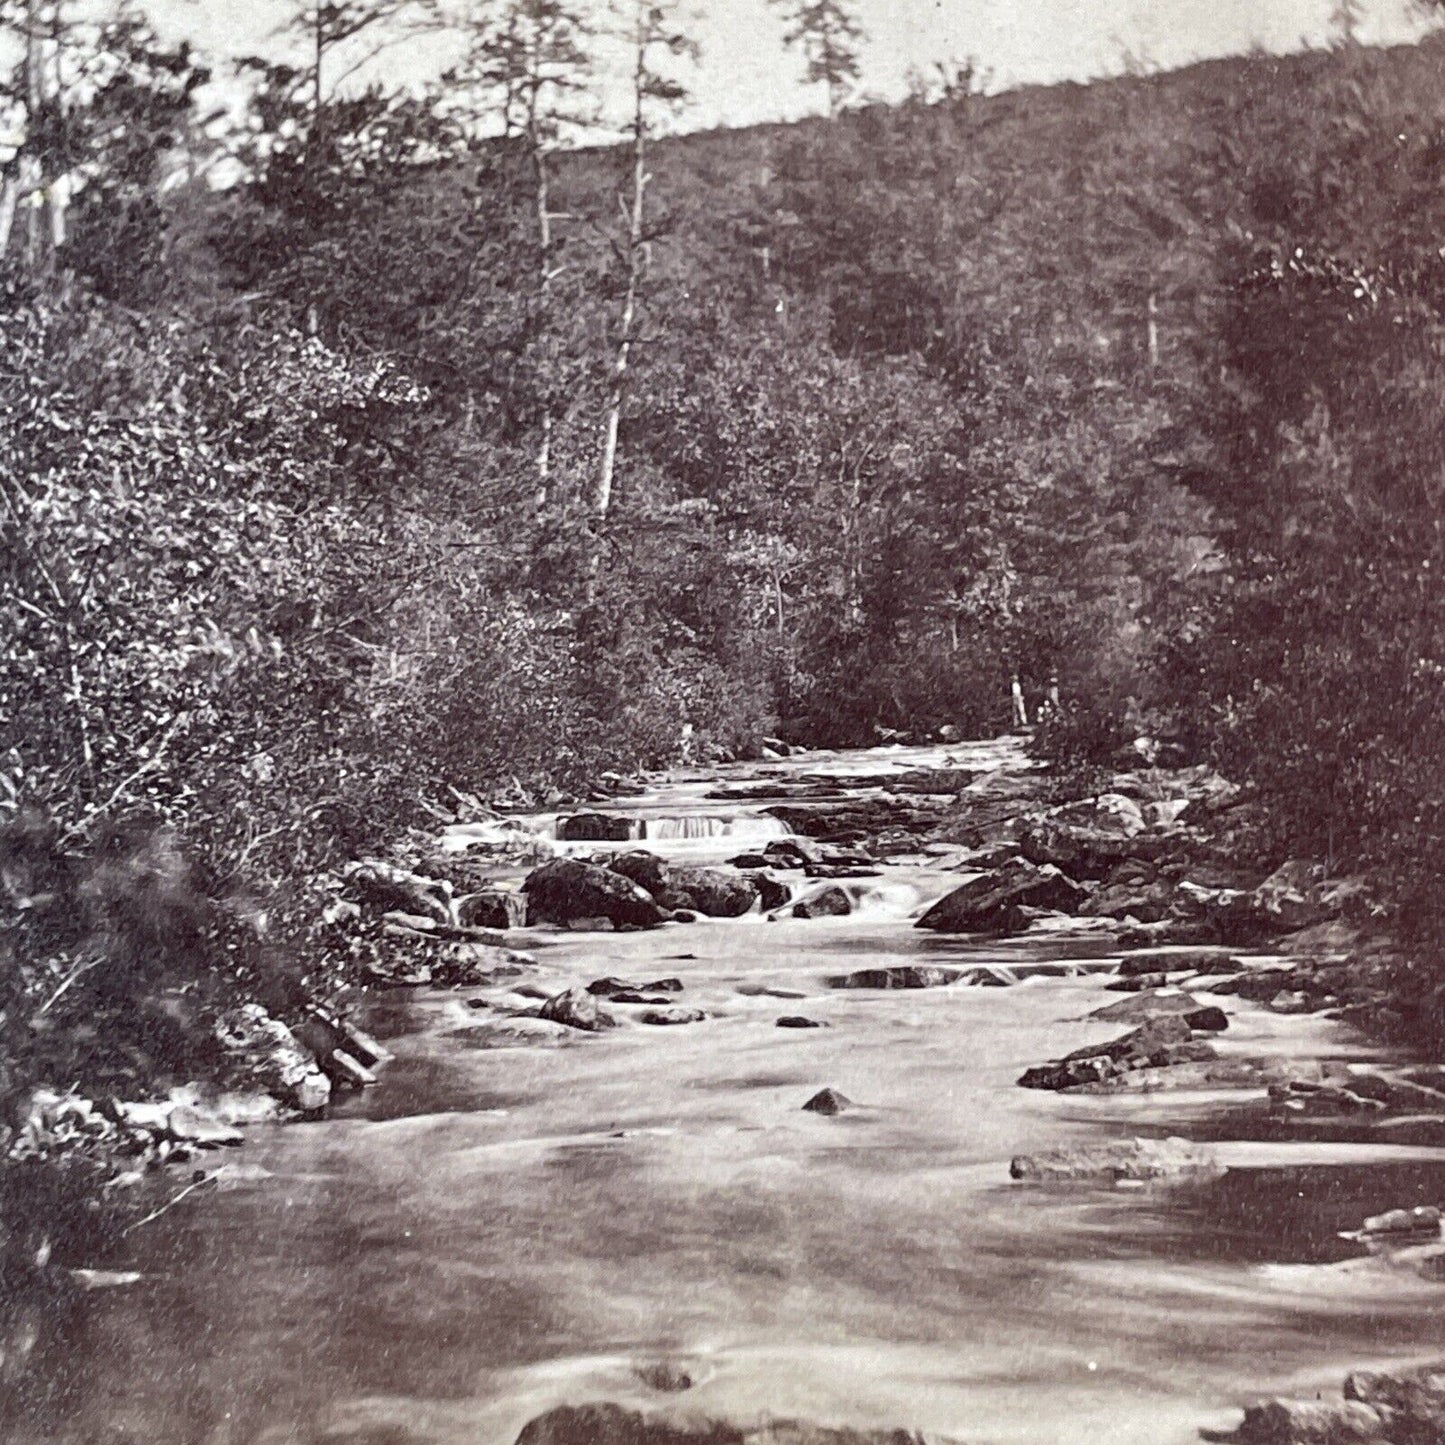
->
xmin=15 ymin=738 xmax=1445 ymax=1444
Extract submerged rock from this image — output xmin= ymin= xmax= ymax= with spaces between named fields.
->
xmin=1010 ymin=1136 xmax=1221 ymax=1184
xmin=452 ymin=1016 xmax=575 ymax=1049
xmin=523 ymin=859 xmax=664 ymax=930
xmin=641 ymin=1007 xmax=707 ymax=1026
xmin=776 ymin=1017 xmax=829 ymax=1029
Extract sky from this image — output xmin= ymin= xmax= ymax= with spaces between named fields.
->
xmin=136 ymin=0 xmax=1440 ymax=136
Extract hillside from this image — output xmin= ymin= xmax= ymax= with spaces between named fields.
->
xmin=6 ymin=19 xmax=1445 ymax=1281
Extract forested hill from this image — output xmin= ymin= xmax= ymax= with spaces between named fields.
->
xmin=7 ymin=24 xmax=1445 ymax=937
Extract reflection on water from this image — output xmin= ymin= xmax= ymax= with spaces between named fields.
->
xmin=8 ymin=738 xmax=1445 ymax=1445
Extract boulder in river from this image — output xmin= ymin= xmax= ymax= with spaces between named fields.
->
xmin=556 ymin=813 xmax=640 ymax=842
xmin=1103 ymin=972 xmax=1169 ymax=992
xmin=1210 ymin=1397 xmax=1387 ymax=1443
xmin=1088 ymin=990 xmax=1203 ymax=1023
xmin=1338 ymin=1366 xmax=1445 ymax=1442
xmin=1020 ymin=1016 xmax=1218 ymax=1090
xmin=213 ymin=1004 xmax=333 ymax=1114
xmin=1117 ymin=948 xmax=1237 ymax=978
xmin=1009 ymin=1136 xmax=1222 ymax=1184
xmin=829 ymin=966 xmax=963 ymax=991
xmin=641 ymin=1007 xmax=707 ymax=1026
xmin=457 ymin=889 xmax=528 ymax=930
xmin=538 ymin=986 xmax=618 ymax=1032
xmin=523 ymin=859 xmax=664 ymax=929
xmin=791 ymin=885 xmax=852 ymax=919
xmin=1015 ymin=794 xmax=1164 ymax=880
xmin=764 ymin=836 xmax=827 ymax=866
xmin=666 ymin=865 xmax=759 ymax=918
xmin=609 ymin=850 xmax=670 ymax=896
xmin=777 ymin=1016 xmax=828 ymax=1029
xmin=915 ymin=858 xmax=1085 ymax=933
xmin=589 ymin=976 xmax=684 ymax=998
xmin=802 ymin=1087 xmax=853 ymax=1115
xmin=514 ymin=1401 xmax=954 ymax=1445
xmin=741 ymin=871 xmax=793 ymax=912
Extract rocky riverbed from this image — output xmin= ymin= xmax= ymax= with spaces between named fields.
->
xmin=7 ymin=735 xmax=1445 ymax=1445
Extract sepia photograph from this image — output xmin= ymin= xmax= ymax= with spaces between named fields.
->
xmin=4 ymin=0 xmax=1445 ymax=1441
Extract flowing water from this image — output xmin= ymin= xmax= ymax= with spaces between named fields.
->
xmin=14 ymin=738 xmax=1445 ymax=1445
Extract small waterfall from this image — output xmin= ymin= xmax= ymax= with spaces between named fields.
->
xmin=642 ymin=815 xmax=794 ymax=841
xmin=646 ymin=817 xmax=729 ymax=840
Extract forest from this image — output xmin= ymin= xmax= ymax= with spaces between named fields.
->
xmin=5 ymin=0 xmax=1445 ymax=1150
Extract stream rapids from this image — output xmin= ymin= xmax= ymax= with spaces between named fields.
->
xmin=16 ymin=737 xmax=1445 ymax=1444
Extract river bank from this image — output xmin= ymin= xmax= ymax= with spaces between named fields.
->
xmin=5 ymin=735 xmax=1444 ymax=1444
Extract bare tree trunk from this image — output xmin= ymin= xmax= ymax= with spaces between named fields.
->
xmin=24 ymin=0 xmax=46 ymax=271
xmin=596 ymin=46 xmax=648 ymax=526
xmin=0 ymin=171 xmax=19 ymax=257
xmin=528 ymin=71 xmax=554 ymax=512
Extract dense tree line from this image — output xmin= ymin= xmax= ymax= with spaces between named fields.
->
xmin=5 ymin=3 xmax=1445 ymax=1110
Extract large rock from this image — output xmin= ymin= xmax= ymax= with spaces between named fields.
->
xmin=829 ymin=966 xmax=963 ymax=990
xmin=1010 ymin=1136 xmax=1221 ymax=1183
xmin=213 ymin=1004 xmax=332 ymax=1114
xmin=742 ymin=871 xmax=793 ymax=912
xmin=514 ymin=1402 xmax=953 ymax=1445
xmin=1117 ymin=948 xmax=1236 ymax=978
xmin=1250 ymin=859 xmax=1342 ymax=934
xmin=1217 ymin=1398 xmax=1386 ymax=1443
xmin=610 ymin=850 xmax=670 ymax=896
xmin=1078 ymin=878 xmax=1178 ymax=923
xmin=1063 ymin=1015 xmax=1193 ymax=1065
xmin=1020 ymin=1016 xmax=1217 ymax=1090
xmin=1088 ymin=990 xmax=1203 ymax=1024
xmin=523 ymin=859 xmax=664 ymax=929
xmin=666 ymin=865 xmax=759 ymax=918
xmin=537 ymin=986 xmax=618 ymax=1032
xmin=791 ymin=885 xmax=852 ymax=919
xmin=457 ymin=889 xmax=528 ymax=930
xmin=764 ymin=836 xmax=827 ymax=866
xmin=1345 ymin=1363 xmax=1445 ymax=1435
xmin=802 ymin=1087 xmax=853 ymax=1116
xmin=1016 ymin=794 xmax=1163 ymax=881
xmin=556 ymin=813 xmax=640 ymax=842
xmin=588 ymin=976 xmax=684 ymax=998
xmin=344 ymin=859 xmax=453 ymax=924
xmin=915 ymin=859 xmax=1085 ymax=933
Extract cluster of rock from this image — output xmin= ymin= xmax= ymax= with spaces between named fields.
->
xmin=11 ymin=1003 xmax=390 ymax=1151
xmin=1208 ymin=1362 xmax=1445 ymax=1443
xmin=919 ymin=784 xmax=1352 ymax=950
xmin=514 ymin=1401 xmax=952 ymax=1445
xmin=342 ymin=826 xmax=897 ymax=946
